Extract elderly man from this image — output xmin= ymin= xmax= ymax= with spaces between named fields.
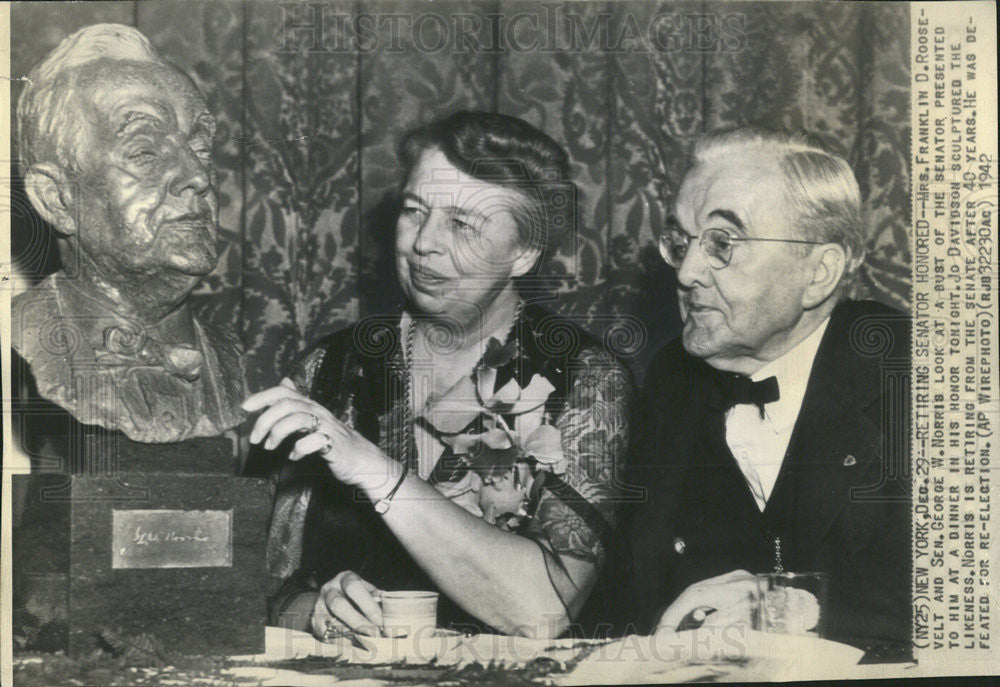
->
xmin=627 ymin=129 xmax=910 ymax=657
xmin=12 ymin=24 xmax=243 ymax=445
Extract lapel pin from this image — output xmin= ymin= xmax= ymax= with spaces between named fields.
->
xmin=673 ymin=536 xmax=686 ymax=554
xmin=843 ymin=455 xmax=857 ymax=467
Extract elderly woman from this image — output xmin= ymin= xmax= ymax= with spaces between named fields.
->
xmin=244 ymin=111 xmax=632 ymax=639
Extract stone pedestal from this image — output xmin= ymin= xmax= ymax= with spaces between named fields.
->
xmin=12 ymin=436 xmax=271 ymax=656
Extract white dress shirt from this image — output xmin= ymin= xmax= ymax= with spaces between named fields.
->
xmin=725 ymin=318 xmax=831 ymax=511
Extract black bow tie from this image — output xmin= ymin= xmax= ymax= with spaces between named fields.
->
xmin=710 ymin=373 xmax=780 ymax=419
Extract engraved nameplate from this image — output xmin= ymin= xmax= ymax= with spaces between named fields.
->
xmin=112 ymin=510 xmax=233 ymax=569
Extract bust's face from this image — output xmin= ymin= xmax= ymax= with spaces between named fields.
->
xmin=67 ymin=59 xmax=219 ymax=283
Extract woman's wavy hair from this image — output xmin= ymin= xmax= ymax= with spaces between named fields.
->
xmin=398 ymin=110 xmax=577 ymax=270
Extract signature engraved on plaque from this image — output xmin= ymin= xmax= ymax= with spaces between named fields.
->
xmin=112 ymin=510 xmax=233 ymax=569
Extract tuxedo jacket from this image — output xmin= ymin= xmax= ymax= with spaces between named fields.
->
xmin=625 ymin=300 xmax=911 ymax=654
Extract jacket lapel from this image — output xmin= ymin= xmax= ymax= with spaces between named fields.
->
xmin=778 ymin=305 xmax=886 ymax=568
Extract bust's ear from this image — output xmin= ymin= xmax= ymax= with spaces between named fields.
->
xmin=24 ymin=163 xmax=78 ymax=236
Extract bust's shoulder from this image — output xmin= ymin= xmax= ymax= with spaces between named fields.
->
xmin=12 ymin=276 xmax=57 ymax=307
xmin=196 ymin=316 xmax=244 ymax=355
xmin=10 ymin=276 xmax=90 ymax=394
xmin=11 ymin=275 xmax=65 ymax=346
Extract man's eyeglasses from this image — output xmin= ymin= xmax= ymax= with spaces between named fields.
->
xmin=657 ymin=225 xmax=824 ymax=270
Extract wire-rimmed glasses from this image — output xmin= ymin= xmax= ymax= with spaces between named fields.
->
xmin=657 ymin=224 xmax=824 ymax=270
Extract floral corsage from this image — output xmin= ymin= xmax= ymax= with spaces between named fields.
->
xmin=424 ymin=338 xmax=565 ymax=529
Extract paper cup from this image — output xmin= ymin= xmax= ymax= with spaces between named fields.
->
xmin=379 ymin=590 xmax=439 ymax=638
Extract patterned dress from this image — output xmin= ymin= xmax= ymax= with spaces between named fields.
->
xmin=260 ymin=303 xmax=633 ymax=633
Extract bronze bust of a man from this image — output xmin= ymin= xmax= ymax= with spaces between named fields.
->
xmin=12 ymin=24 xmax=243 ymax=443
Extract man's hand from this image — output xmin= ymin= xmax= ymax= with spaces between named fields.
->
xmin=655 ymin=569 xmax=757 ymax=632
xmin=310 ymin=571 xmax=385 ymax=639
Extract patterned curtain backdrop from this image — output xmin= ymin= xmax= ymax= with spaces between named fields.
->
xmin=10 ymin=0 xmax=910 ymax=387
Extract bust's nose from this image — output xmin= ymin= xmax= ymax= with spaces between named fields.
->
xmin=168 ymin=140 xmax=212 ymax=198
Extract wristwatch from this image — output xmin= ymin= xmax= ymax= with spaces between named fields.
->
xmin=373 ymin=464 xmax=409 ymax=515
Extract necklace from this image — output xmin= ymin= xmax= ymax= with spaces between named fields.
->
xmin=401 ymin=300 xmax=524 ymax=473
xmin=401 ymin=317 xmax=417 ymax=471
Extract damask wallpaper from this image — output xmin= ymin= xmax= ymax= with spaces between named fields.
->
xmin=10 ymin=0 xmax=911 ymax=387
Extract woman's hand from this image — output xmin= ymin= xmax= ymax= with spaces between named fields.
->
xmin=655 ymin=569 xmax=757 ymax=633
xmin=310 ymin=571 xmax=385 ymax=638
xmin=242 ymin=378 xmax=395 ymax=493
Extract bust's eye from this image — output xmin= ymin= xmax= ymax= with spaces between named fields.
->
xmin=128 ymin=149 xmax=158 ymax=163
xmin=189 ymin=135 xmax=213 ymax=160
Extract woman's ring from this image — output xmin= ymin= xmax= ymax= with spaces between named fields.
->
xmin=308 ymin=414 xmax=320 ymax=434
xmin=317 ymin=432 xmax=334 ymax=456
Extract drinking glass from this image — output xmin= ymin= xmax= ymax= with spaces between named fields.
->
xmin=754 ymin=572 xmax=828 ymax=638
